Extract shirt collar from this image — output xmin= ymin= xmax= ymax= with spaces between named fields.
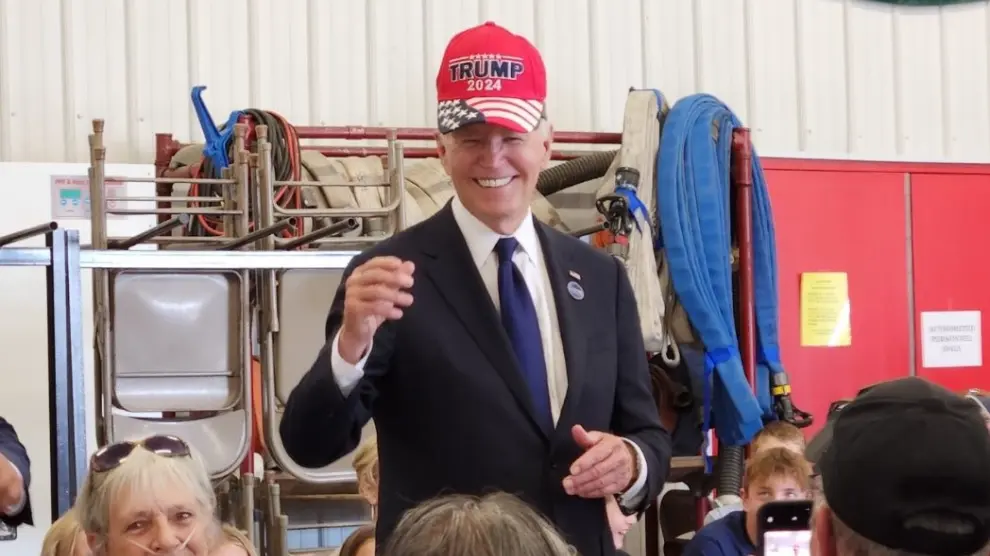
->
xmin=451 ymin=196 xmax=541 ymax=269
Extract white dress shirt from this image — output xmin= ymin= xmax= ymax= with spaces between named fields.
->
xmin=328 ymin=196 xmax=648 ymax=508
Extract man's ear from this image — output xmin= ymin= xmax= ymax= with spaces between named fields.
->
xmin=435 ymin=131 xmax=446 ymax=158
xmin=811 ymin=505 xmax=836 ymax=556
xmin=435 ymin=132 xmax=454 ymax=175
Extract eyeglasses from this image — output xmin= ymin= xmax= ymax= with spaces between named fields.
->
xmin=90 ymin=435 xmax=191 ymax=473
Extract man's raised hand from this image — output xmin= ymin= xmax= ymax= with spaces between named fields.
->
xmin=337 ymin=256 xmax=415 ymax=364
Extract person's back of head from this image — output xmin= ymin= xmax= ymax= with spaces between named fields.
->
xmin=381 ymin=492 xmax=574 ymax=556
xmin=751 ymin=420 xmax=806 ymax=455
xmin=339 ymin=524 xmax=375 ymax=556
xmin=813 ymin=377 xmax=990 ymax=556
xmin=352 ymin=436 xmax=379 ymax=516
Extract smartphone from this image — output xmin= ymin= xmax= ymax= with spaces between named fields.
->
xmin=757 ymin=500 xmax=813 ymax=556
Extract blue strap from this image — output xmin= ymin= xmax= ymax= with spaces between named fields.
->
xmin=613 ymin=185 xmax=649 ymax=234
xmin=495 ymin=237 xmax=553 ymax=432
xmin=749 ymin=158 xmax=787 ymax=418
xmin=655 ymin=93 xmax=774 ymax=447
xmin=701 ymin=346 xmax=738 ymax=472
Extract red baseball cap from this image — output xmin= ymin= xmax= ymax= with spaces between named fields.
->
xmin=435 ymin=21 xmax=547 ymax=134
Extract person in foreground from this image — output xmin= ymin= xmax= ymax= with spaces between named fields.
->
xmin=0 ymin=416 xmax=32 ymax=527
xmin=685 ymin=447 xmax=811 ymax=556
xmin=381 ymin=492 xmax=574 ymax=556
xmin=811 ymin=376 xmax=990 ymax=556
xmin=74 ymin=434 xmax=249 ymax=556
xmin=279 ymin=20 xmax=671 ymax=555
xmin=338 ymin=524 xmax=376 ymax=556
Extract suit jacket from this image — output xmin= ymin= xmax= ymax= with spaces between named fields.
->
xmin=281 ymin=203 xmax=671 ymax=556
xmin=0 ymin=417 xmax=32 ymax=527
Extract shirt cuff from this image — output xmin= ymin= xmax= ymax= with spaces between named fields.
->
xmin=617 ymin=437 xmax=649 ymax=510
xmin=2 ymin=458 xmax=25 ymax=516
xmin=330 ymin=330 xmax=371 ymax=397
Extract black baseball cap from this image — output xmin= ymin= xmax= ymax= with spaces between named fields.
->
xmin=966 ymin=392 xmax=990 ymax=418
xmin=818 ymin=377 xmax=990 ymax=556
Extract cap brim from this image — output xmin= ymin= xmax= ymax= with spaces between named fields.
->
xmin=437 ymin=98 xmax=545 ymax=134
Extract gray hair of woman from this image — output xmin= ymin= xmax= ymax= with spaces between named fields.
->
xmin=73 ymin=435 xmax=224 ymax=556
xmin=381 ymin=492 xmax=576 ymax=556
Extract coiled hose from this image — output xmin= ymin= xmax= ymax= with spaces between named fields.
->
xmin=714 ymin=444 xmax=745 ymax=496
xmin=536 ymin=150 xmax=618 ymax=196
xmin=187 ymin=109 xmax=303 ymax=238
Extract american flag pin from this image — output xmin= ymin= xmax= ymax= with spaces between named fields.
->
xmin=568 ymin=270 xmax=581 ymax=281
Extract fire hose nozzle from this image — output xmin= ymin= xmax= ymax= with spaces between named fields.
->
xmin=615 ymin=166 xmax=641 ymax=190
xmin=770 ymin=371 xmax=814 ymax=429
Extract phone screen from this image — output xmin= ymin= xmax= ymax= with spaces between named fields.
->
xmin=762 ymin=529 xmax=811 ymax=556
xmin=758 ymin=500 xmax=813 ymax=556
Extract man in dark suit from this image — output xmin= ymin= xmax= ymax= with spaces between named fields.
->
xmin=280 ymin=21 xmax=671 ymax=555
xmin=0 ymin=417 xmax=32 ymax=527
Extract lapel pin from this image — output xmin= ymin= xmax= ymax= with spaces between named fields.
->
xmin=566 ymin=280 xmax=585 ymax=301
xmin=568 ymin=270 xmax=582 ymax=281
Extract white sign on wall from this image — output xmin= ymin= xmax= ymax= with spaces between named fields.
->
xmin=921 ymin=310 xmax=983 ymax=369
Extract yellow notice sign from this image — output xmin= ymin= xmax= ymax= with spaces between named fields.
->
xmin=800 ymin=272 xmax=851 ymax=347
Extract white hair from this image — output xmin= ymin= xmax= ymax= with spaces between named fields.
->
xmin=74 ymin=442 xmax=222 ymax=554
xmin=820 ymin=502 xmax=990 ymax=556
xmin=437 ymin=116 xmax=552 ymax=148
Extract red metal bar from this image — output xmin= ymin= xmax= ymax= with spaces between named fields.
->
xmin=154 ymin=133 xmax=181 ymax=225
xmin=731 ymin=128 xmax=757 ymax=394
xmin=294 ymin=125 xmax=621 ymax=144
xmin=307 ymin=146 xmax=593 ymax=161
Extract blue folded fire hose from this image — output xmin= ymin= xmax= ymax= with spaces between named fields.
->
xmin=655 ymin=93 xmax=787 ymax=451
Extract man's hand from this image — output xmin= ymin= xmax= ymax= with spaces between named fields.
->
xmin=562 ymin=425 xmax=637 ymax=499
xmin=0 ymin=453 xmax=23 ymax=514
xmin=338 ymin=256 xmax=415 ymax=364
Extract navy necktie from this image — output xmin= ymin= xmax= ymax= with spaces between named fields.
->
xmin=495 ymin=237 xmax=553 ymax=431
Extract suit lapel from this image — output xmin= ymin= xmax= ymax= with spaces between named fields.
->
xmin=420 ymin=205 xmax=550 ymax=438
xmin=534 ymin=222 xmax=590 ymax=440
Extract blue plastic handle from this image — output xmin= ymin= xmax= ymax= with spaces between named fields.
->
xmin=190 ymin=85 xmax=243 ymax=172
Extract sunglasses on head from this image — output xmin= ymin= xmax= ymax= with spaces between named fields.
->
xmin=90 ymin=435 xmax=191 ymax=473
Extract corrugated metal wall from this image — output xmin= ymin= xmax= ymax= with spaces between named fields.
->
xmin=2 ymin=0 xmax=989 ymax=162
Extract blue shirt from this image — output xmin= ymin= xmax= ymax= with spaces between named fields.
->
xmin=683 ymin=510 xmax=757 ymax=556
